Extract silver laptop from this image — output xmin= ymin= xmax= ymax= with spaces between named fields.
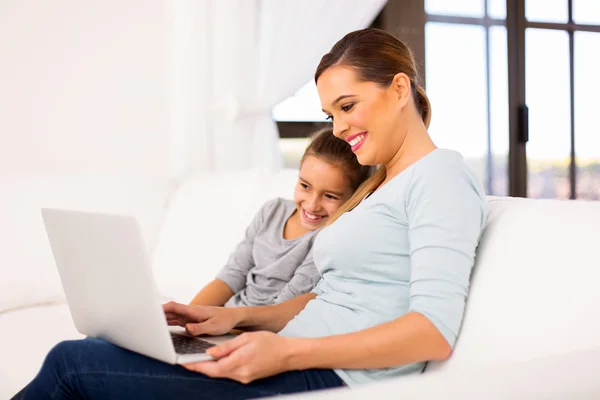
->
xmin=41 ymin=207 xmax=235 ymax=365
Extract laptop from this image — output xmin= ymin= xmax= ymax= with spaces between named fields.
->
xmin=41 ymin=207 xmax=235 ymax=365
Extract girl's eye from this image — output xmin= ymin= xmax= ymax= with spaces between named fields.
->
xmin=300 ymin=183 xmax=309 ymax=190
xmin=341 ymin=103 xmax=354 ymax=112
xmin=325 ymin=194 xmax=339 ymax=200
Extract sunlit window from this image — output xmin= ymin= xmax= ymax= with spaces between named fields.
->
xmin=425 ymin=22 xmax=509 ymax=195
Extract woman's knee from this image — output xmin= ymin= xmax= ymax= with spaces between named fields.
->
xmin=42 ymin=340 xmax=80 ymax=373
xmin=43 ymin=339 xmax=103 ymax=373
xmin=47 ymin=339 xmax=84 ymax=358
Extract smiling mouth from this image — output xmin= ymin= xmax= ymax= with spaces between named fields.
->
xmin=346 ymin=132 xmax=367 ymax=152
xmin=302 ymin=209 xmax=326 ymax=223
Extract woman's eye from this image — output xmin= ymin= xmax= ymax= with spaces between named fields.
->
xmin=341 ymin=103 xmax=354 ymax=112
xmin=325 ymin=115 xmax=333 ymax=121
xmin=300 ymin=183 xmax=309 ymax=190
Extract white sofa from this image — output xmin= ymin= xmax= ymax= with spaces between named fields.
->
xmin=1 ymin=169 xmax=599 ymax=399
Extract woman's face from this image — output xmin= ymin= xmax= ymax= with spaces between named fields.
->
xmin=317 ymin=66 xmax=409 ymax=166
xmin=293 ymin=155 xmax=353 ymax=231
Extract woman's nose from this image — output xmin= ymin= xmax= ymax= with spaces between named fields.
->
xmin=333 ymin=118 xmax=349 ymax=139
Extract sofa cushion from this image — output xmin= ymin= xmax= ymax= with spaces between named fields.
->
xmin=283 ymin=349 xmax=600 ymax=400
xmin=427 ymin=196 xmax=600 ymax=372
xmin=0 ymin=173 xmax=171 ymax=313
xmin=0 ymin=304 xmax=83 ymax=399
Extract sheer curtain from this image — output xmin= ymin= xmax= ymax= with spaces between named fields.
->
xmin=167 ymin=0 xmax=387 ymax=179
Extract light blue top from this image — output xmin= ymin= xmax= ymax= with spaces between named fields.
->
xmin=278 ymin=149 xmax=487 ymax=386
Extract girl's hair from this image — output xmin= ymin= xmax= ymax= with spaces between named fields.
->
xmin=301 ymin=127 xmax=373 ymax=192
xmin=314 ymin=28 xmax=432 ymax=226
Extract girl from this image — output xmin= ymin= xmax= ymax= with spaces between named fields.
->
xmin=187 ymin=127 xmax=372 ymax=309
xmin=19 ymin=28 xmax=487 ymax=400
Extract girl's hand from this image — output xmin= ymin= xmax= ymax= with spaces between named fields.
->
xmin=183 ymin=331 xmax=298 ymax=383
xmin=163 ymin=301 xmax=241 ymax=336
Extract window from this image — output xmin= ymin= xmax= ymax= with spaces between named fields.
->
xmin=425 ymin=3 xmax=509 ymax=195
xmin=521 ymin=0 xmax=600 ymax=199
xmin=573 ymin=0 xmax=600 ymax=25
xmin=526 ymin=0 xmax=569 ymax=23
xmin=525 ymin=29 xmax=571 ymax=199
xmin=426 ymin=0 xmax=600 ymax=199
xmin=574 ymin=31 xmax=600 ymax=199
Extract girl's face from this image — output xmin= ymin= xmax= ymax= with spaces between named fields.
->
xmin=293 ymin=155 xmax=353 ymax=231
xmin=317 ymin=66 xmax=411 ymax=167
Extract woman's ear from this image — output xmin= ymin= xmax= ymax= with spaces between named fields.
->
xmin=391 ymin=73 xmax=411 ymax=107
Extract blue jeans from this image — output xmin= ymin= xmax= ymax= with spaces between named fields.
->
xmin=21 ymin=338 xmax=344 ymax=399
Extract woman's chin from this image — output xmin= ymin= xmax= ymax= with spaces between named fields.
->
xmin=355 ymin=153 xmax=372 ymax=166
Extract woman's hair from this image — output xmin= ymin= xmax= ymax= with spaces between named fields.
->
xmin=314 ymin=28 xmax=432 ymax=226
xmin=301 ymin=127 xmax=373 ymax=192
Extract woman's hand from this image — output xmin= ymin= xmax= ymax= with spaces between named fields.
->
xmin=163 ymin=301 xmax=241 ymax=336
xmin=183 ymin=331 xmax=298 ymax=383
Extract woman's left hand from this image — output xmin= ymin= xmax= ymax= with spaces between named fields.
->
xmin=183 ymin=331 xmax=298 ymax=384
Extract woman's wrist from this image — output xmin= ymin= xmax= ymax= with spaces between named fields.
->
xmin=284 ymin=337 xmax=318 ymax=371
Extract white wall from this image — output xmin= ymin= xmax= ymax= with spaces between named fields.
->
xmin=0 ymin=0 xmax=168 ymax=175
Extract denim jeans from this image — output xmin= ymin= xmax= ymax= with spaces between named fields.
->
xmin=19 ymin=338 xmax=344 ymax=399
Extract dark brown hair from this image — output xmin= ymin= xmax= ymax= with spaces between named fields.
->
xmin=301 ymin=127 xmax=373 ymax=192
xmin=314 ymin=28 xmax=432 ymax=226
xmin=315 ymin=28 xmax=430 ymax=127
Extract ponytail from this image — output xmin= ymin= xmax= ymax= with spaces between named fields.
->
xmin=415 ymin=84 xmax=431 ymax=129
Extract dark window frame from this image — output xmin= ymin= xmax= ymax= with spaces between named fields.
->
xmin=276 ymin=121 xmax=331 ymax=139
xmin=508 ymin=0 xmax=600 ymax=198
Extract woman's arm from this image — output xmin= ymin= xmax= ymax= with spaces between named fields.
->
xmin=287 ymin=311 xmax=451 ymax=370
xmin=189 ymin=279 xmax=234 ymax=307
xmin=186 ymin=311 xmax=450 ymax=383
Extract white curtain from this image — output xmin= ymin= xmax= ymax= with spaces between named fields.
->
xmin=167 ymin=0 xmax=387 ymax=179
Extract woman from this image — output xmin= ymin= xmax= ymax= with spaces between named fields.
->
xmin=189 ymin=127 xmax=372 ymax=309
xmin=18 ymin=28 xmax=486 ymax=399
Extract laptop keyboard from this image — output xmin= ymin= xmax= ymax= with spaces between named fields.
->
xmin=170 ymin=332 xmax=216 ymax=355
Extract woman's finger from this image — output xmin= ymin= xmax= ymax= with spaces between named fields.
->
xmin=183 ymin=360 xmax=223 ymax=378
xmin=206 ymin=334 xmax=247 ymax=359
xmin=186 ymin=348 xmax=245 ymax=378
